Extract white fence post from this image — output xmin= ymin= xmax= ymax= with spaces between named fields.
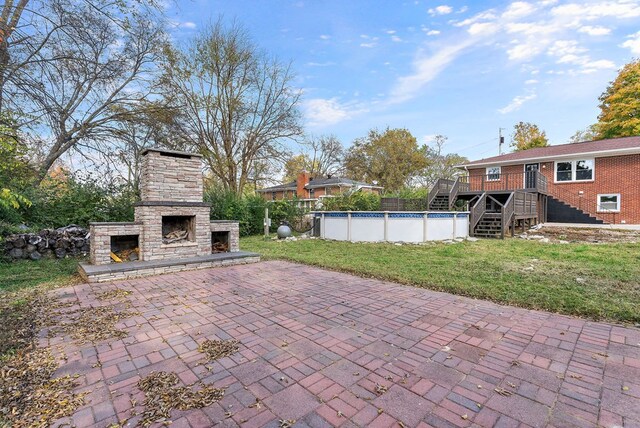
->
xmin=452 ymin=213 xmax=457 ymax=239
xmin=347 ymin=211 xmax=352 ymax=241
xmin=384 ymin=212 xmax=389 ymax=242
xmin=423 ymin=212 xmax=428 ymax=242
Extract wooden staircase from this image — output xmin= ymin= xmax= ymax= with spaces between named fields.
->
xmin=429 ymin=195 xmax=449 ymax=211
xmin=427 ymin=175 xmax=543 ymax=239
xmin=473 ymin=212 xmax=503 ymax=238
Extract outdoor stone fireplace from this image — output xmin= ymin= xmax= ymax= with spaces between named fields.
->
xmin=79 ymin=148 xmax=258 ymax=282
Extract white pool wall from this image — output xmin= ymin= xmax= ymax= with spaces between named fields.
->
xmin=315 ymin=211 xmax=469 ymax=243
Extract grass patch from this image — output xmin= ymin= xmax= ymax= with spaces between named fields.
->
xmin=0 ymin=258 xmax=80 ymax=293
xmin=241 ymin=236 xmax=640 ymax=324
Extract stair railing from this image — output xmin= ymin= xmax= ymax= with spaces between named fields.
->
xmin=501 ymin=193 xmax=516 ymax=239
xmin=427 ymin=179 xmax=441 ymax=208
xmin=448 ymin=177 xmax=461 ymax=210
xmin=470 ymin=193 xmax=487 ymax=235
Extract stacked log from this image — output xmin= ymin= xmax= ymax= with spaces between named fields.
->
xmin=3 ymin=225 xmax=90 ymax=260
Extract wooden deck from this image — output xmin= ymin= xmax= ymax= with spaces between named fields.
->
xmin=425 ymin=172 xmax=547 ymax=238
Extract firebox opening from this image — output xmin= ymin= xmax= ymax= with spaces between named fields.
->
xmin=162 ymin=215 xmax=195 ymax=244
xmin=110 ymin=235 xmax=139 ymax=263
xmin=211 ymin=231 xmax=230 ymax=253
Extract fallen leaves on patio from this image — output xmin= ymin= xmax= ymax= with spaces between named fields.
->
xmin=0 ymin=347 xmax=87 ymax=427
xmin=53 ymin=304 xmax=140 ymax=344
xmin=0 ymin=290 xmax=87 ymax=426
xmin=198 ymin=339 xmax=240 ymax=361
xmin=138 ymin=371 xmax=225 ymax=427
xmin=95 ymin=288 xmax=133 ymax=301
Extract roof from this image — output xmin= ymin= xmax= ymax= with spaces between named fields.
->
xmin=461 ymin=136 xmax=640 ymax=168
xmin=305 ymin=177 xmax=382 ymax=189
xmin=257 ymin=176 xmax=382 ymax=192
xmin=141 ymin=147 xmax=202 ymax=158
xmin=257 ymin=181 xmax=296 ymax=192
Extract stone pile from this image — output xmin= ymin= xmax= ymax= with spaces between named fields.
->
xmin=4 ymin=225 xmax=90 ymax=260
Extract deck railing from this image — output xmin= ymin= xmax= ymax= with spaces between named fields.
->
xmin=469 ymin=193 xmax=487 ymax=233
xmin=459 ymin=171 xmax=547 ymax=194
xmin=514 ymin=191 xmax=537 ymax=217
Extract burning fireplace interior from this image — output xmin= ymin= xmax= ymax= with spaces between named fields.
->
xmin=110 ymin=235 xmax=139 ymax=262
xmin=211 ymin=231 xmax=230 ymax=253
xmin=162 ymin=215 xmax=195 ymax=244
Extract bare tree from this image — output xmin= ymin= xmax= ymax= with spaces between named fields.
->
xmin=0 ymin=0 xmax=165 ymax=181
xmin=414 ymin=135 xmax=468 ymax=188
xmin=159 ymin=19 xmax=303 ymax=193
xmin=305 ymin=135 xmax=344 ymax=177
xmin=0 ymin=0 xmax=29 ymax=111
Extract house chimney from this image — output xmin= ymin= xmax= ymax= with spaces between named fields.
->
xmin=297 ymin=170 xmax=310 ymax=198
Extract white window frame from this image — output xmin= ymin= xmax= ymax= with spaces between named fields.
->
xmin=597 ymin=193 xmax=620 ymax=213
xmin=554 ymin=159 xmax=595 ymax=183
xmin=486 ymin=166 xmax=501 ymax=181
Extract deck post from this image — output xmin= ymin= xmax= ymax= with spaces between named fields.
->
xmin=347 ymin=212 xmax=352 ymax=241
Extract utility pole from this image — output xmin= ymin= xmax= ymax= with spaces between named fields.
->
xmin=498 ymin=128 xmax=505 ymax=155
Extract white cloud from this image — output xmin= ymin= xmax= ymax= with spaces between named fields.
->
xmin=386 ymin=30 xmax=396 ymax=34
xmin=426 ymin=30 xmax=441 ymax=36
xmin=304 ymin=98 xmax=352 ymax=127
xmin=498 ymin=92 xmax=537 ymax=114
xmin=525 ymin=79 xmax=538 ymax=84
xmin=429 ymin=5 xmax=453 ymax=16
xmin=621 ymin=31 xmax=640 ymax=54
xmin=306 ymin=61 xmax=336 ymax=67
xmin=502 ymin=2 xmax=536 ymax=19
xmin=552 ymin=1 xmax=640 ymax=20
xmin=181 ymin=21 xmax=197 ymax=29
xmin=360 ymin=42 xmax=377 ymax=48
xmin=578 ymin=25 xmax=611 ymax=36
xmin=507 ymin=41 xmax=544 ymax=61
xmin=389 ymin=40 xmax=473 ymax=104
xmin=468 ymin=22 xmax=498 ymax=36
xmin=320 ymin=34 xmax=331 ymax=40
xmin=453 ymin=10 xmax=497 ymax=27
xmin=391 ymin=35 xmax=403 ymax=42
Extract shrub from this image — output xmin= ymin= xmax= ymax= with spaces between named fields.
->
xmin=17 ymin=173 xmax=136 ymax=228
xmin=205 ymin=187 xmax=266 ymax=236
xmin=320 ymin=191 xmax=380 ymax=211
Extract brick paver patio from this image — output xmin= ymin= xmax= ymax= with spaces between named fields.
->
xmin=47 ymin=261 xmax=640 ymax=427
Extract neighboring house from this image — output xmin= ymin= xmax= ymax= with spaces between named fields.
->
xmin=257 ymin=171 xmax=383 ymax=208
xmin=428 ymin=136 xmax=640 ymax=237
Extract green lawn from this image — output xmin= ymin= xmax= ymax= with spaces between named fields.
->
xmin=242 ymin=236 xmax=640 ymax=324
xmin=0 ymin=258 xmax=80 ymax=293
xmin=1 ymin=237 xmax=638 ymax=323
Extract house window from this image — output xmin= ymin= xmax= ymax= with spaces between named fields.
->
xmin=309 ymin=188 xmax=315 ymax=198
xmin=555 ymin=159 xmax=594 ymax=182
xmin=598 ymin=194 xmax=620 ymax=212
xmin=325 ymin=187 xmax=331 ymax=196
xmin=271 ymin=192 xmax=276 ymax=200
xmin=486 ymin=166 xmax=501 ymax=181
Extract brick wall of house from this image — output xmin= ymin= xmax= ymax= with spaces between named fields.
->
xmin=468 ymin=153 xmax=640 ymax=224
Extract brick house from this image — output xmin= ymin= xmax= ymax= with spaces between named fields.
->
xmin=257 ymin=171 xmax=383 ymax=207
xmin=428 ymin=136 xmax=640 ymax=237
xmin=460 ymin=136 xmax=640 ymax=225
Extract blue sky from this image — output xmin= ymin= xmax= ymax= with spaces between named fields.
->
xmin=166 ymin=0 xmax=640 ymax=161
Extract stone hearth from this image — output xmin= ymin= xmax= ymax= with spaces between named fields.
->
xmin=79 ymin=148 xmax=258 ymax=282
